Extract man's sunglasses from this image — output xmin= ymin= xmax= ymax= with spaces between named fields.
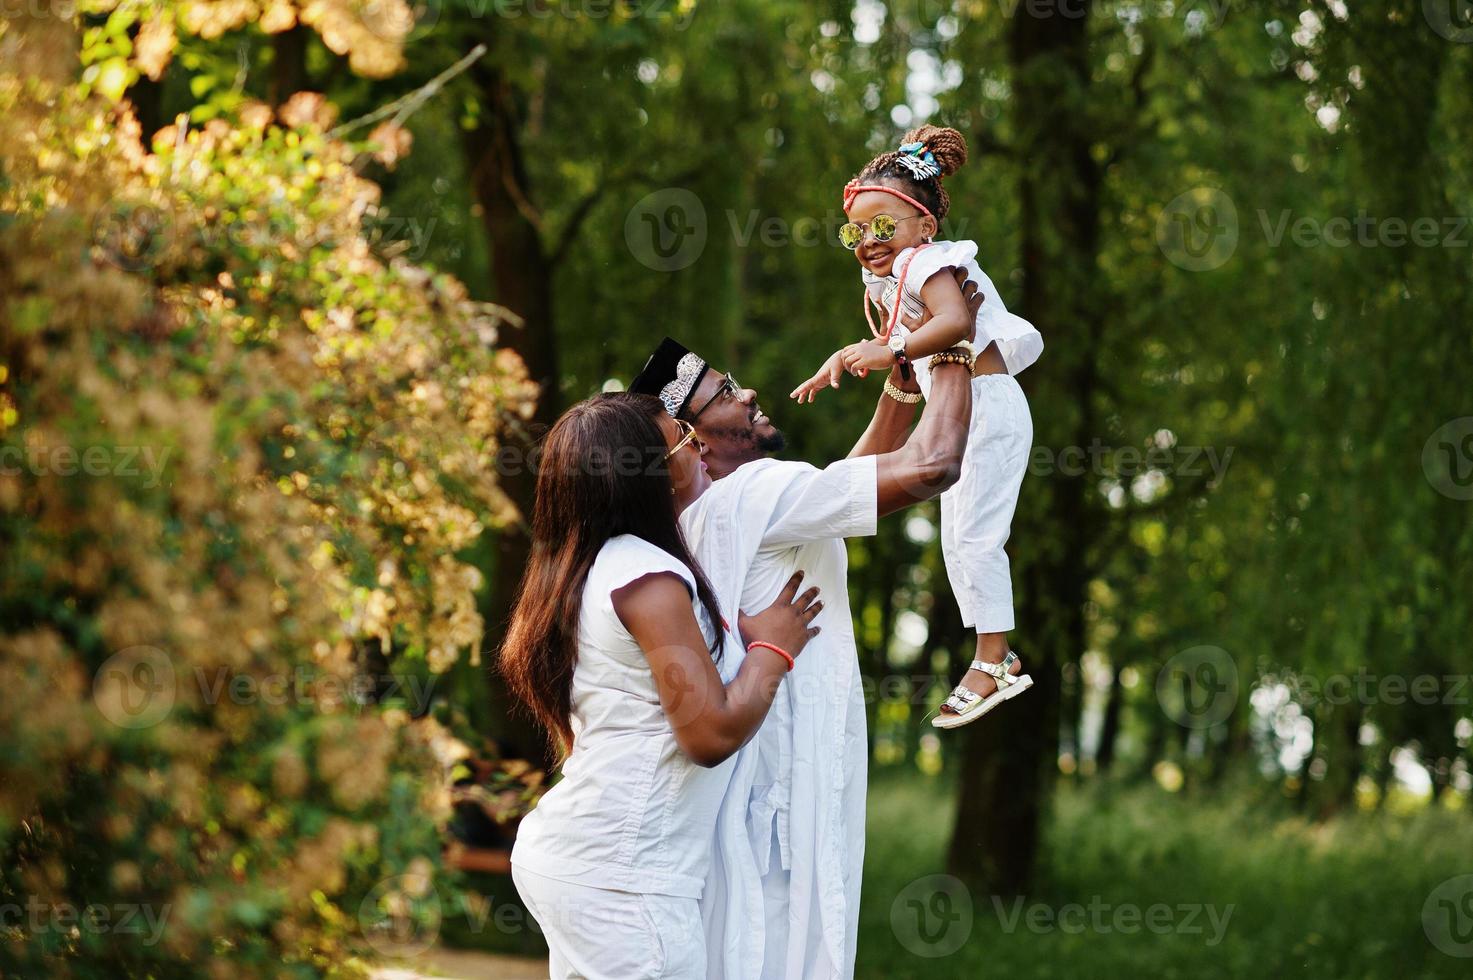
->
xmin=839 ymin=213 xmax=925 ymax=250
xmin=688 ymin=372 xmax=741 ymax=421
xmin=663 ymin=418 xmax=698 ymax=461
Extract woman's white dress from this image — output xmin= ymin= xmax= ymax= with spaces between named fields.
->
xmin=511 ymin=533 xmax=735 ymax=979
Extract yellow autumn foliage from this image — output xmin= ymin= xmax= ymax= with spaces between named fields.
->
xmin=0 ymin=13 xmax=535 ymax=977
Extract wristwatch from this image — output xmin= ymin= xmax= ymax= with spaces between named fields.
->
xmin=886 ymin=329 xmax=912 ymax=380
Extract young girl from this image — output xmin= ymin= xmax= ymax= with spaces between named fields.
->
xmin=792 ymin=124 xmax=1043 ymax=729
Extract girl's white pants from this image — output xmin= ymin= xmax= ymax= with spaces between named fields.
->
xmin=942 ymin=373 xmax=1033 ymax=634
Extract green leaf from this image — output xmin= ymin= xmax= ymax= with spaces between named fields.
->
xmin=104 ymin=4 xmax=138 ymax=35
xmin=93 ymin=59 xmax=135 ymax=102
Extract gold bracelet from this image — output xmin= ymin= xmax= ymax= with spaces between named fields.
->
xmin=883 ymin=377 xmax=922 ymax=404
xmin=928 ymin=346 xmax=975 ymax=373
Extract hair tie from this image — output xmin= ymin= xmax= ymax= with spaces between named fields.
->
xmin=896 ymin=141 xmax=941 ymax=180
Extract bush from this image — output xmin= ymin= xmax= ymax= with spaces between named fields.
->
xmin=0 ymin=15 xmax=536 ymax=977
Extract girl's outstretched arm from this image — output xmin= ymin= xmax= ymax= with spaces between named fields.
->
xmin=791 ymin=349 xmax=847 ymax=402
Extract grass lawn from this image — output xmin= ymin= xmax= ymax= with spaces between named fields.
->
xmin=857 ymin=769 xmax=1472 ymax=979
xmin=437 ymin=769 xmax=1471 ymax=977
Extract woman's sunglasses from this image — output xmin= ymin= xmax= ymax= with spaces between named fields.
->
xmin=839 ymin=213 xmax=925 ymax=250
xmin=663 ymin=418 xmax=699 ymax=461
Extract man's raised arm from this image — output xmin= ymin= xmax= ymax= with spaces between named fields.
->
xmin=729 ymin=345 xmax=973 ymax=551
xmin=873 ymin=352 xmax=972 ymax=517
xmin=846 ymin=360 xmax=923 ymax=460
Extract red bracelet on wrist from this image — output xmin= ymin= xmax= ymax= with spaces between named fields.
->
xmin=746 ymin=641 xmax=795 ymax=672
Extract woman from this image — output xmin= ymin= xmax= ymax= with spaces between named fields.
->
xmin=499 ymin=392 xmax=822 ymax=979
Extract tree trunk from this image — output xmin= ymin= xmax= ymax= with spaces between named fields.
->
xmin=1373 ymin=749 xmax=1395 ymax=811
xmin=1059 ymin=658 xmax=1081 ymax=777
xmin=869 ymin=538 xmax=902 ymax=755
xmin=1294 ymin=717 xmax=1318 ymax=812
xmin=1095 ymin=663 xmax=1124 ymax=773
xmin=1141 ymin=706 xmax=1167 ymax=781
xmin=1212 ymin=673 xmax=1252 ymax=784
xmin=463 ymin=63 xmax=560 ymax=773
xmin=270 ymin=25 xmax=309 ymax=107
xmin=946 ymin=5 xmax=1100 ymax=895
xmin=128 ymin=77 xmax=164 ymax=142
xmin=1309 ymin=694 xmax=1364 ymax=820
xmin=1176 ymin=671 xmax=1195 ymax=757
xmin=925 ymin=591 xmax=969 ymax=764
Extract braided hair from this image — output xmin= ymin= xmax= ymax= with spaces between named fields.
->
xmin=850 ymin=124 xmax=969 ymax=221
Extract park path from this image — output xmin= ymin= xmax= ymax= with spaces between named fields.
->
xmin=371 ymin=945 xmax=548 ymax=979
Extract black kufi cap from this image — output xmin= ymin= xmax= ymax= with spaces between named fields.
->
xmin=629 ymin=337 xmax=711 ymax=418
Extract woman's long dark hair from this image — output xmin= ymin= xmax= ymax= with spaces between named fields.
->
xmin=497 ymin=392 xmax=724 ymax=758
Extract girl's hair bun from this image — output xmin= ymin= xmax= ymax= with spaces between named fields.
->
xmin=902 ymin=124 xmax=968 ymax=178
xmin=850 ymin=122 xmax=969 ymax=220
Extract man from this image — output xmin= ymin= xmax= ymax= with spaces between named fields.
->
xmin=629 ymin=276 xmax=982 ymax=979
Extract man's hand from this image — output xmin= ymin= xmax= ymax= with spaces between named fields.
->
xmin=839 ymin=339 xmax=894 ymax=378
xmin=790 ymin=349 xmax=846 ymax=403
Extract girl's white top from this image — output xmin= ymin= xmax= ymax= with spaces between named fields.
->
xmin=861 ymin=239 xmax=1043 ymax=383
xmin=510 ymin=533 xmax=734 ymax=899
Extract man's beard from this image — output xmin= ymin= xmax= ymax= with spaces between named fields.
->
xmin=705 ymin=423 xmax=785 ymax=457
